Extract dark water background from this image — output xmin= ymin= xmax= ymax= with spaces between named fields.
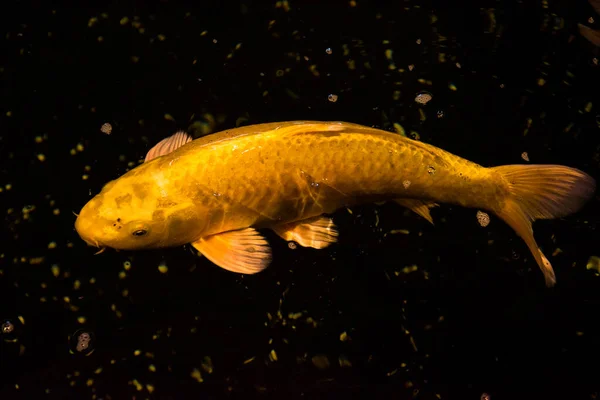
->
xmin=1 ymin=1 xmax=599 ymax=399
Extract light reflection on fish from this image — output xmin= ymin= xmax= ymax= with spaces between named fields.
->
xmin=74 ymin=121 xmax=595 ymax=287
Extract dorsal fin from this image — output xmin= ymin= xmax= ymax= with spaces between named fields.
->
xmin=145 ymin=131 xmax=193 ymax=162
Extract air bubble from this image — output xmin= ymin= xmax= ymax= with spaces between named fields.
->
xmin=69 ymin=329 xmax=96 ymax=356
xmin=328 ymin=94 xmax=338 ymax=103
xmin=415 ymin=91 xmax=433 ymax=105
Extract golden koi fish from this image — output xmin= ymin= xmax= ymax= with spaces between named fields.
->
xmin=74 ymin=121 xmax=596 ymax=287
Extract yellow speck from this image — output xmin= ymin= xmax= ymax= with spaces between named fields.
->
xmin=158 ymin=263 xmax=168 ymax=274
xmin=53 ymin=208 xmax=60 ymax=215
xmin=269 ymin=349 xmax=278 ymax=362
xmin=131 ymin=55 xmax=139 ymax=63
xmin=164 ymin=113 xmax=175 ymax=121
xmin=35 ymin=136 xmax=43 ymax=143
xmin=35 ymin=153 xmax=44 ymax=161
xmin=349 ymin=0 xmax=357 ymax=6
xmin=340 ymin=331 xmax=349 ymax=342
xmin=18 ymin=315 xmax=25 ymax=325
xmin=243 ymin=357 xmax=255 ymax=364
xmin=76 ymin=143 xmax=84 ymax=152
xmin=146 ymin=384 xmax=155 ymax=394
xmin=448 ymin=83 xmax=457 ymax=91
xmin=74 ymin=280 xmax=81 ymax=290
xmin=308 ymin=64 xmax=320 ymax=77
xmin=97 ymin=36 xmax=104 ymax=42
xmin=63 ymin=296 xmax=70 ymax=303
xmin=134 ymin=349 xmax=141 ymax=356
xmin=191 ymin=368 xmax=204 ymax=383
xmin=586 ymin=256 xmax=600 ymax=272
xmin=51 ymin=264 xmax=60 ymax=277
xmin=118 ymin=271 xmax=127 ymax=279
xmin=123 ymin=260 xmax=132 ymax=270
xmin=157 ymin=34 xmax=166 ymax=41
xmin=120 ymin=17 xmax=129 ymax=25
xmin=576 ymin=331 xmax=584 ymax=336
xmin=86 ymin=379 xmax=94 ymax=387
xmin=77 ymin=316 xmax=86 ymax=324
xmin=201 ymin=356 xmax=213 ymax=373
xmin=94 ymin=367 xmax=103 ymax=374
xmin=132 ymin=379 xmax=143 ymax=391
xmin=537 ymin=78 xmax=546 ymax=86
xmin=385 ymin=49 xmax=393 ymax=60
xmin=88 ymin=17 xmax=98 ymax=28
xmin=82 ymin=174 xmax=89 ymax=180
xmin=393 ymin=122 xmax=406 ymax=136
xmin=48 ymin=242 xmax=57 ymax=249
xmin=584 ymin=102 xmax=592 ymax=113
xmin=148 ymin=364 xmax=156 ymax=372
xmin=70 ymin=149 xmax=76 ymax=155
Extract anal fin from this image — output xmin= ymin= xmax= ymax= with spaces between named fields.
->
xmin=272 ymin=215 xmax=339 ymax=249
xmin=191 ymin=228 xmax=272 ymax=274
xmin=393 ymin=199 xmax=438 ymax=225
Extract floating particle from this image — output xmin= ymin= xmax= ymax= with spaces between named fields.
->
xmin=521 ymin=152 xmax=529 ymax=161
xmin=311 ymin=355 xmax=330 ymax=369
xmin=537 ymin=78 xmax=546 ymax=86
xmin=477 ymin=210 xmax=490 ymax=227
xmin=427 ymin=165 xmax=436 ymax=175
xmin=340 ymin=331 xmax=349 ymax=341
xmin=416 ymin=38 xmax=422 ymax=44
xmin=586 ymin=256 xmax=600 ymax=272
xmin=1 ymin=319 xmax=19 ymax=343
xmin=437 ymin=110 xmax=444 ymax=118
xmin=123 ymin=260 xmax=131 ymax=270
xmin=456 ymin=62 xmax=462 ymax=68
xmin=37 ymin=154 xmax=46 ymax=162
xmin=414 ymin=91 xmax=433 ymax=105
xmin=190 ymin=368 xmax=203 ymax=383
xmin=69 ymin=329 xmax=96 ymax=356
xmin=448 ymin=83 xmax=457 ymax=91
xmin=158 ymin=262 xmax=168 ymax=274
xmin=403 ymin=180 xmax=411 ymax=189
xmin=288 ymin=242 xmax=297 ymax=250
xmin=393 ymin=122 xmax=406 ymax=136
xmin=2 ymin=320 xmax=14 ymax=334
xmin=325 ymin=47 xmax=332 ymax=54
xmin=100 ymin=123 xmax=112 ymax=134
xmin=408 ymin=64 xmax=415 ymax=71
xmin=328 ymin=94 xmax=338 ymax=103
xmin=481 ymin=394 xmax=491 ymax=400
xmin=269 ymin=349 xmax=278 ymax=362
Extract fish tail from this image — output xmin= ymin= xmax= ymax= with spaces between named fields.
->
xmin=489 ymin=165 xmax=596 ymax=287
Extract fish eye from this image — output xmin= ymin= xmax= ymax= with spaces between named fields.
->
xmin=132 ymin=229 xmax=148 ymax=237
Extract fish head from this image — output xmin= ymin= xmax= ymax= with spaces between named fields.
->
xmin=75 ymin=174 xmax=204 ymax=252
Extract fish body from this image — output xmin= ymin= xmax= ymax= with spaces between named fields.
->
xmin=74 ymin=121 xmax=596 ymax=286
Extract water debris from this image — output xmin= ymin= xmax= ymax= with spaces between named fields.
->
xmin=311 ymin=354 xmax=330 ymax=369
xmin=325 ymin=47 xmax=332 ymax=54
xmin=100 ymin=123 xmax=112 ymax=134
xmin=586 ymin=256 xmax=600 ymax=272
xmin=521 ymin=152 xmax=530 ymax=162
xmin=393 ymin=122 xmax=406 ymax=136
xmin=402 ymin=180 xmax=411 ymax=189
xmin=327 ymin=94 xmax=338 ymax=103
xmin=70 ymin=329 xmax=95 ymax=356
xmin=415 ymin=91 xmax=433 ymax=105
xmin=190 ymin=368 xmax=203 ymax=383
xmin=476 ymin=211 xmax=490 ymax=227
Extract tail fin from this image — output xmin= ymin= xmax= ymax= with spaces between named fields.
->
xmin=489 ymin=165 xmax=596 ymax=287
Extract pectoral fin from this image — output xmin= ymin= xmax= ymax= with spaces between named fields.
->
xmin=191 ymin=228 xmax=272 ymax=274
xmin=272 ymin=215 xmax=339 ymax=249
xmin=145 ymin=131 xmax=193 ymax=162
xmin=393 ymin=199 xmax=438 ymax=225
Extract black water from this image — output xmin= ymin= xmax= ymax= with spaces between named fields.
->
xmin=1 ymin=1 xmax=599 ymax=399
